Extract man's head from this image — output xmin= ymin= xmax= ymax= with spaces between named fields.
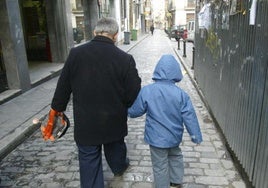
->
xmin=94 ymin=17 xmax=119 ymax=42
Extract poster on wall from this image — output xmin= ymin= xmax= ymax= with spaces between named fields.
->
xmin=222 ymin=1 xmax=230 ymax=30
xmin=198 ymin=3 xmax=212 ymax=30
xmin=249 ymin=0 xmax=257 ymax=25
xmin=222 ymin=12 xmax=230 ymax=30
xmin=230 ymin=0 xmax=242 ymax=15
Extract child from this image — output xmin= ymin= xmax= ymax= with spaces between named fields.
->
xmin=128 ymin=54 xmax=202 ymax=188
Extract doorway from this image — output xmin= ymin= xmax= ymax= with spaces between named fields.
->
xmin=0 ymin=40 xmax=8 ymax=93
xmin=20 ymin=0 xmax=51 ymax=62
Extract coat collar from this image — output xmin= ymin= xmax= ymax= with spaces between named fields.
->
xmin=92 ymin=35 xmax=115 ymax=45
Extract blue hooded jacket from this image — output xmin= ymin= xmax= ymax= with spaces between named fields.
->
xmin=128 ymin=54 xmax=202 ymax=148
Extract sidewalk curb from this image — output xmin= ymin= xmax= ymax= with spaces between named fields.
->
xmin=120 ymin=34 xmax=150 ymax=53
xmin=0 ymin=105 xmax=50 ymax=161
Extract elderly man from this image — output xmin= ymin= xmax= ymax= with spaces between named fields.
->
xmin=51 ymin=17 xmax=141 ymax=187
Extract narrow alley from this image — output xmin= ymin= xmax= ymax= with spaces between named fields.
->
xmin=0 ymin=30 xmax=246 ymax=188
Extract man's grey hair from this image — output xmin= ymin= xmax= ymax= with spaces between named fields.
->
xmin=94 ymin=17 xmax=119 ymax=35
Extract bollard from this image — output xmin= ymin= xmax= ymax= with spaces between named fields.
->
xmin=177 ymin=38 xmax=180 ymax=50
xmin=183 ymin=40 xmax=187 ymax=57
xmin=191 ymin=46 xmax=195 ymax=69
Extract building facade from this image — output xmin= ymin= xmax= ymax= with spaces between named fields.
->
xmin=0 ymin=0 xmax=73 ymax=97
xmin=165 ymin=0 xmax=195 ymax=28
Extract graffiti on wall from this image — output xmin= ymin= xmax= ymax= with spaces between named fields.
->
xmin=205 ymin=30 xmax=221 ymax=60
xmin=230 ymin=0 xmax=243 ymax=15
xmin=197 ymin=0 xmax=233 ymax=60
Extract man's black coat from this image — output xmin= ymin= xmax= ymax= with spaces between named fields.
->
xmin=51 ymin=36 xmax=141 ymax=145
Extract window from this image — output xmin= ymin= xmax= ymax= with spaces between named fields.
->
xmin=187 ymin=0 xmax=195 ymax=8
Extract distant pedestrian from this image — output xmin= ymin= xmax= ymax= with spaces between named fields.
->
xmin=50 ymin=17 xmax=141 ymax=188
xmin=128 ymin=54 xmax=202 ymax=188
xmin=150 ymin=25 xmax=155 ymax=35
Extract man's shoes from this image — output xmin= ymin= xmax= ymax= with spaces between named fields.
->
xmin=114 ymin=158 xmax=130 ymax=177
xmin=170 ymin=183 xmax=182 ymax=188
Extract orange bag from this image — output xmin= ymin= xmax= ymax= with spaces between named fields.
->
xmin=40 ymin=109 xmax=70 ymax=141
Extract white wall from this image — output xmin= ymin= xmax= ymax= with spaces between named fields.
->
xmin=114 ymin=0 xmax=124 ymax=42
xmin=175 ymin=0 xmax=187 ymax=25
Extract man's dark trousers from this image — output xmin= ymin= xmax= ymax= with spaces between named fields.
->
xmin=77 ymin=138 xmax=128 ymax=187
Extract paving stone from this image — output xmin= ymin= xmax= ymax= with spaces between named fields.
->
xmin=66 ymin=181 xmax=80 ymax=187
xmin=183 ymin=151 xmax=201 ymax=158
xmin=232 ymin=181 xmax=246 ymax=188
xmin=184 ymin=183 xmax=207 ymax=188
xmin=132 ymin=182 xmax=153 ymax=188
xmin=139 ymin=160 xmax=152 ymax=166
xmin=136 ymin=144 xmax=149 ymax=150
xmin=185 ymin=168 xmax=204 ymax=175
xmin=183 ymin=175 xmax=195 ymax=183
xmin=200 ymin=158 xmax=220 ymax=164
xmin=221 ymin=159 xmax=235 ymax=170
xmin=195 ymin=176 xmax=229 ymax=185
xmin=189 ymin=163 xmax=210 ymax=169
xmin=204 ymin=169 xmax=225 ymax=176
xmin=194 ymin=146 xmax=216 ymax=152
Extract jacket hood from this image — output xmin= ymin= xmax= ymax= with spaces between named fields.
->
xmin=152 ymin=54 xmax=183 ymax=82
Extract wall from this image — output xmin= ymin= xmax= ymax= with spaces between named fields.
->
xmin=194 ymin=1 xmax=268 ymax=187
xmin=175 ymin=0 xmax=186 ymax=25
xmin=0 ymin=0 xmax=30 ymax=91
xmin=0 ymin=0 xmax=73 ymax=95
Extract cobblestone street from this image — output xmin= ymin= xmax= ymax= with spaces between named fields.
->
xmin=0 ymin=30 xmax=246 ymax=188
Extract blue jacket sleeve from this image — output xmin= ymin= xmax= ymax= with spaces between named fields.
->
xmin=181 ymin=94 xmax=203 ymax=144
xmin=128 ymin=89 xmax=147 ymax=118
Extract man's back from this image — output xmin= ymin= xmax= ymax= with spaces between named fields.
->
xmin=52 ymin=36 xmax=141 ymax=145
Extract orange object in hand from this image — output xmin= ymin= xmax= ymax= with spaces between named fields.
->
xmin=40 ymin=108 xmax=70 ymax=141
xmin=41 ymin=109 xmax=59 ymax=141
